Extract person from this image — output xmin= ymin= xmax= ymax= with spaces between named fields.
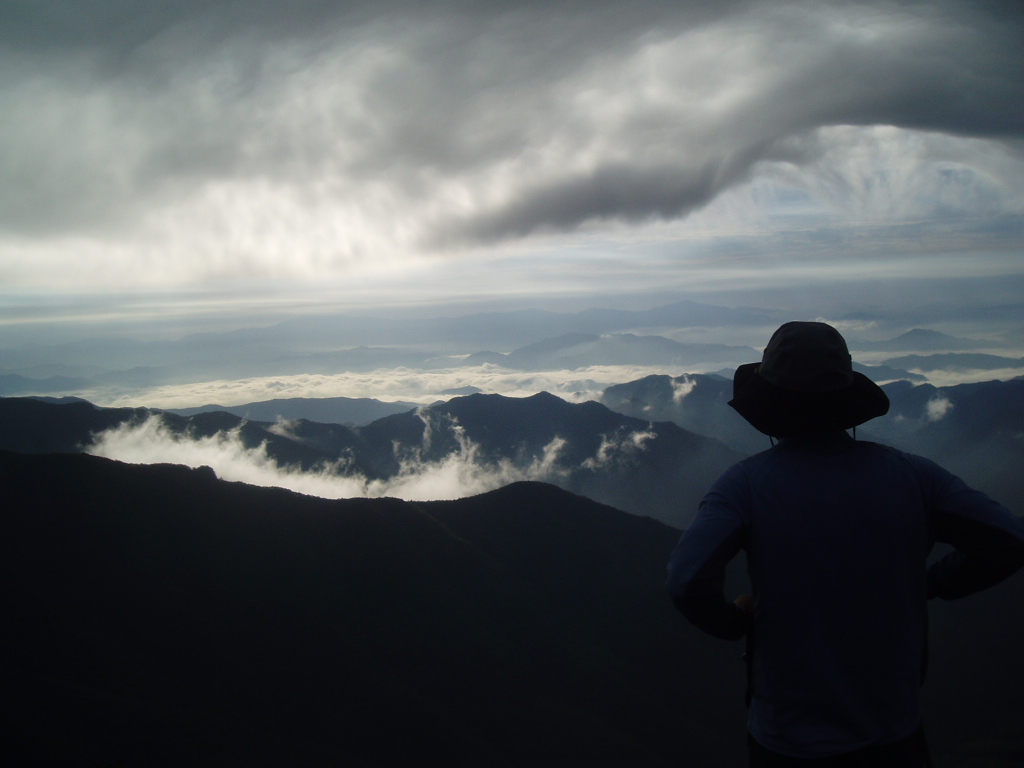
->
xmin=666 ymin=321 xmax=1024 ymax=767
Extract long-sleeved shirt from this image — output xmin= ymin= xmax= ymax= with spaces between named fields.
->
xmin=666 ymin=431 xmax=1024 ymax=758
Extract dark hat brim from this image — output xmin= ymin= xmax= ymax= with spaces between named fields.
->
xmin=728 ymin=362 xmax=890 ymax=438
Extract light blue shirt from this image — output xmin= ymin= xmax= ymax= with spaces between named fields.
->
xmin=667 ymin=432 xmax=1024 ymax=758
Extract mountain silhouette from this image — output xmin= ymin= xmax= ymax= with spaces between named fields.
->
xmin=852 ymin=328 xmax=994 ymax=352
xmin=0 ymin=393 xmax=740 ymax=527
xmin=5 ymin=372 xmax=1023 ymax=527
xmin=465 ymin=332 xmax=757 ymax=371
xmin=0 ymin=449 xmax=748 ymax=767
xmin=168 ymin=395 xmax=417 ymax=425
xmin=599 ymin=373 xmax=765 ymax=455
xmin=881 ymin=352 xmax=1024 ymax=372
xmin=859 ymin=378 xmax=1024 ymax=514
xmin=355 ymin=392 xmax=742 ymax=526
xmin=0 ymin=397 xmax=350 ymax=470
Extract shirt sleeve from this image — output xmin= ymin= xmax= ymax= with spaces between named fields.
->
xmin=666 ymin=463 xmax=750 ymax=641
xmin=917 ymin=456 xmax=1024 ymax=600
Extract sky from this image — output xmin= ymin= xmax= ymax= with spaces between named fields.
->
xmin=1 ymin=0 xmax=1022 ymax=339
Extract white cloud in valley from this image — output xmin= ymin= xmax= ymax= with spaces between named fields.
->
xmin=925 ymin=396 xmax=954 ymax=422
xmin=672 ymin=376 xmax=698 ymax=404
xmin=581 ymin=428 xmax=656 ymax=471
xmin=84 ymin=411 xmax=657 ymax=502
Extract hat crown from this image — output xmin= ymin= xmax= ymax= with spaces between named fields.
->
xmin=758 ymin=321 xmax=853 ymax=394
xmin=728 ymin=321 xmax=889 ymax=437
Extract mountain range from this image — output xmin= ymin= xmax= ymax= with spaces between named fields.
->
xmin=596 ymin=367 xmax=922 ymax=454
xmin=464 ymin=332 xmax=758 ymax=370
xmin=880 ymin=353 xmax=1024 ymax=373
xmin=167 ymin=395 xmax=418 ymax=426
xmin=6 ymin=367 xmax=1024 ymax=522
xmin=2 ymin=297 xmax=1017 ymax=400
xmin=851 ymin=328 xmax=996 ymax=352
xmin=0 ymin=393 xmax=742 ymax=528
xmin=0 ymin=331 xmax=762 ymax=391
xmin=862 ymin=378 xmax=1024 ymax=511
xmin=597 ymin=373 xmax=1024 ymax=515
xmin=0 ymin=450 xmax=746 ymax=767
xmin=0 ymin=300 xmax=774 ymax=384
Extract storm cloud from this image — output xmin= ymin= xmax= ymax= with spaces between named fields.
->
xmin=1 ymin=0 xmax=1021 ymax=296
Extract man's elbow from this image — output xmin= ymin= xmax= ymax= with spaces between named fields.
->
xmin=670 ymin=589 xmax=748 ymax=641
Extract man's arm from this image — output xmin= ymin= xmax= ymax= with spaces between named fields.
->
xmin=922 ymin=460 xmax=1024 ymax=600
xmin=667 ymin=469 xmax=750 ymax=641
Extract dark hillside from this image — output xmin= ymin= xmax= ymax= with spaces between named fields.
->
xmin=0 ymin=397 xmax=145 ymax=453
xmin=0 ymin=450 xmax=749 ymax=767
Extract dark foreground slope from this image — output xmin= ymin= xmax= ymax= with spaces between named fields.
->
xmin=0 ymin=450 xmax=749 ymax=767
xmin=2 ymin=452 xmax=1023 ymax=767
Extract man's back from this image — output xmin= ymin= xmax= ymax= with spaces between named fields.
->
xmin=729 ymin=436 xmax=931 ymax=755
xmin=668 ymin=432 xmax=1024 ymax=758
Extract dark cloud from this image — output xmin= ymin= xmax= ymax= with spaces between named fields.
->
xmin=0 ymin=0 xmax=1020 ymax=275
xmin=0 ymin=0 xmax=734 ymax=54
xmin=451 ymin=157 xmax=755 ymax=241
xmin=431 ymin=1 xmax=1024 ymax=241
xmin=793 ymin=11 xmax=1024 ymax=137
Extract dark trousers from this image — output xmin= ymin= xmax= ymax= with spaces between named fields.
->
xmin=748 ymin=725 xmax=932 ymax=768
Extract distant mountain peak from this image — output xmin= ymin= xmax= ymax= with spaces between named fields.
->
xmin=853 ymin=328 xmax=992 ymax=352
xmin=897 ymin=328 xmax=953 ymax=341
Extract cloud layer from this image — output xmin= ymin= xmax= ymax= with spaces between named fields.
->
xmin=28 ymin=352 xmax=1024 ymax=411
xmin=1 ymin=0 xmax=1021 ymax=298
xmin=80 ymin=362 xmax=707 ymax=410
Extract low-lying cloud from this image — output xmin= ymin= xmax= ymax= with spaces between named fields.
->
xmin=672 ymin=375 xmax=697 ymax=403
xmin=85 ymin=414 xmax=571 ymax=501
xmin=84 ymin=412 xmax=658 ymax=502
xmin=581 ymin=428 xmax=656 ymax=470
xmin=925 ymin=396 xmax=954 ymax=423
xmin=32 ymin=354 xmax=1020 ymax=414
xmin=78 ymin=363 xmax=712 ymax=410
xmin=911 ymin=368 xmax=1024 ymax=389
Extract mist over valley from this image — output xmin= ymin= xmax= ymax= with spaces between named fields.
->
xmin=5 ymin=351 xmax=1024 ymax=522
xmin=4 ymin=298 xmax=1023 ymax=410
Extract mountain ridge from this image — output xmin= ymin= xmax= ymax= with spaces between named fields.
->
xmin=0 ymin=393 xmax=742 ymax=527
xmin=167 ymin=395 xmax=418 ymax=425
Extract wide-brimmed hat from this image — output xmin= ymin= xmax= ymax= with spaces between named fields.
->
xmin=728 ymin=321 xmax=889 ymax=438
